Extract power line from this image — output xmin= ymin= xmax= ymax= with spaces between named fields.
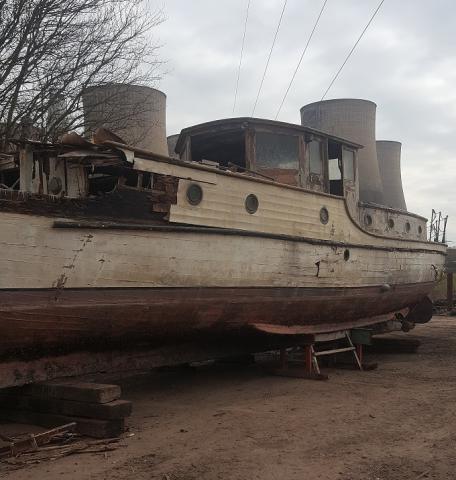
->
xmin=233 ymin=0 xmax=251 ymax=115
xmin=251 ymin=0 xmax=288 ymax=117
xmin=321 ymin=0 xmax=385 ymax=100
xmin=275 ymin=0 xmax=328 ymax=120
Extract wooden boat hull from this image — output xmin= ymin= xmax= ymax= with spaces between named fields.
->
xmin=0 ymin=282 xmax=435 ymax=361
xmin=0 ymin=211 xmax=445 ymax=386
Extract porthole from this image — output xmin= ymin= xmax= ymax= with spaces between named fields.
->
xmin=418 ymin=225 xmax=423 ymax=235
xmin=388 ymin=218 xmax=395 ymax=229
xmin=405 ymin=222 xmax=411 ymax=233
xmin=320 ymin=207 xmax=329 ymax=225
xmin=245 ymin=194 xmax=259 ymax=214
xmin=344 ymin=249 xmax=350 ymax=261
xmin=48 ymin=177 xmax=62 ymax=195
xmin=186 ymin=183 xmax=203 ymax=205
xmin=364 ymin=214 xmax=373 ymax=226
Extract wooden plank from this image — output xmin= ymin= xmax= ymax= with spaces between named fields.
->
xmin=0 ymin=395 xmax=132 ymax=420
xmin=0 ymin=409 xmax=124 ymax=439
xmin=0 ymin=423 xmax=77 ymax=459
xmin=0 ymin=158 xmax=16 ymax=172
xmin=0 ymin=334 xmax=321 ymax=388
xmin=6 ymin=382 xmax=122 ymax=404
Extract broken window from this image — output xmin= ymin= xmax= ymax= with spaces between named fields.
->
xmin=190 ymin=130 xmax=246 ymax=170
xmin=328 ymin=140 xmax=343 ymax=197
xmin=255 ymin=132 xmax=299 ymax=185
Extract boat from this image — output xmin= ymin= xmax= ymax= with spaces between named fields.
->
xmin=0 ymin=117 xmax=446 ymax=387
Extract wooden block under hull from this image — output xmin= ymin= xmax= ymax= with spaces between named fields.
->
xmin=0 ymin=339 xmax=307 ymax=389
xmin=0 ymin=395 xmax=132 ymax=420
xmin=4 ymin=382 xmax=122 ymax=404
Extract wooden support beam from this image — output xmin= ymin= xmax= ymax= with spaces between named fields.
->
xmin=0 ymin=395 xmax=132 ymax=420
xmin=4 ymin=382 xmax=122 ymax=404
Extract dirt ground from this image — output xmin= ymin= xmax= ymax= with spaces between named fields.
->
xmin=2 ymin=315 xmax=456 ymax=480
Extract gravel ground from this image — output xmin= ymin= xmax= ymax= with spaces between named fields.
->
xmin=2 ymin=315 xmax=456 ymax=480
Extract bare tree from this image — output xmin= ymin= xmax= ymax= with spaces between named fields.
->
xmin=0 ymin=0 xmax=163 ymax=149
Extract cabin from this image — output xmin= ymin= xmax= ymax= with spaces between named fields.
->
xmin=175 ymin=118 xmax=427 ymax=240
xmin=175 ymin=117 xmax=359 ymax=199
xmin=0 ymin=118 xmax=427 ymax=241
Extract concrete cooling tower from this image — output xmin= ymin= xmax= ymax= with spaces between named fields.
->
xmin=376 ymin=140 xmax=407 ymax=211
xmin=82 ymin=84 xmax=168 ymax=156
xmin=167 ymin=134 xmax=180 ymax=159
xmin=300 ymin=99 xmax=384 ymax=205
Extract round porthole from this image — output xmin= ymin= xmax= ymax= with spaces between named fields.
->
xmin=405 ymin=222 xmax=411 ymax=233
xmin=320 ymin=207 xmax=329 ymax=225
xmin=388 ymin=218 xmax=395 ymax=229
xmin=364 ymin=214 xmax=373 ymax=226
xmin=245 ymin=194 xmax=259 ymax=214
xmin=344 ymin=249 xmax=350 ymax=261
xmin=418 ymin=225 xmax=423 ymax=235
xmin=186 ymin=183 xmax=203 ymax=205
xmin=48 ymin=176 xmax=62 ymax=195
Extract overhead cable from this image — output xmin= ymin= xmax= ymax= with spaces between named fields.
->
xmin=233 ymin=0 xmax=251 ymax=114
xmin=251 ymin=0 xmax=288 ymax=117
xmin=320 ymin=0 xmax=385 ymax=100
xmin=275 ymin=0 xmax=328 ymax=120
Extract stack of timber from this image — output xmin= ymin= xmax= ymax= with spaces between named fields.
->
xmin=0 ymin=382 xmax=132 ymax=438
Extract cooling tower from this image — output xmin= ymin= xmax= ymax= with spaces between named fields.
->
xmin=300 ymin=99 xmax=383 ymax=205
xmin=167 ymin=134 xmax=180 ymax=159
xmin=47 ymin=93 xmax=66 ymax=130
xmin=82 ymin=84 xmax=167 ymax=155
xmin=376 ymin=140 xmax=407 ymax=211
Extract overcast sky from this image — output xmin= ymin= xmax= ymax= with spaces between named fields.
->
xmin=149 ymin=0 xmax=455 ymax=242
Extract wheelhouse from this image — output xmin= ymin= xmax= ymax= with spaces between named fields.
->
xmin=175 ymin=117 xmax=362 ymax=199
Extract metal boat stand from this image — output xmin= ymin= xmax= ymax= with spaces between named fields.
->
xmin=269 ymin=329 xmax=378 ymax=380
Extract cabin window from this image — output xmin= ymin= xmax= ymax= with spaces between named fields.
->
xmin=328 ymin=140 xmax=343 ymax=197
xmin=190 ymin=130 xmax=246 ymax=170
xmin=141 ymin=172 xmax=153 ymax=189
xmin=329 ymin=158 xmax=342 ymax=180
xmin=125 ymin=171 xmax=139 ymax=187
xmin=342 ymin=149 xmax=355 ymax=181
xmin=255 ymin=132 xmax=299 ymax=185
xmin=88 ymin=172 xmax=118 ymax=195
xmin=256 ymin=133 xmax=299 ymax=169
xmin=309 ymin=140 xmax=322 ymax=174
xmin=0 ymin=170 xmax=20 ymax=190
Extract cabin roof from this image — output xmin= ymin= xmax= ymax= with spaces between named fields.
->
xmin=175 ymin=117 xmax=364 ymax=153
